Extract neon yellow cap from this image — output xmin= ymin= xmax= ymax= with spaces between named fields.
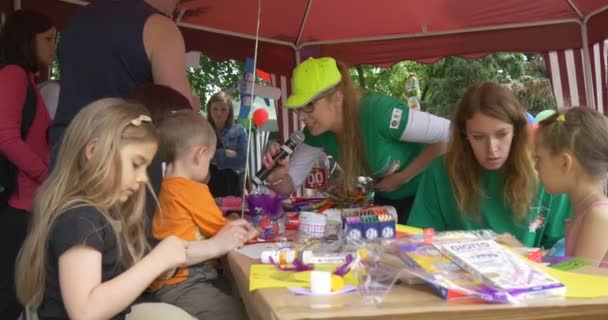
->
xmin=285 ymin=57 xmax=342 ymax=108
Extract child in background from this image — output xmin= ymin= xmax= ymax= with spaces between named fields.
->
xmin=535 ymin=107 xmax=608 ymax=264
xmin=15 ymin=99 xmax=195 ymax=320
xmin=151 ymin=110 xmax=256 ymax=320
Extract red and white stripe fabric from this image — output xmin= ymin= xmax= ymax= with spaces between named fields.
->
xmin=545 ymin=40 xmax=608 ymax=114
xmin=270 ymin=73 xmax=302 ymax=143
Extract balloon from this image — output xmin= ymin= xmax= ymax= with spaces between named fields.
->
xmin=535 ymin=109 xmax=557 ymax=123
xmin=525 ymin=112 xmax=536 ymax=124
xmin=252 ymin=108 xmax=269 ymax=127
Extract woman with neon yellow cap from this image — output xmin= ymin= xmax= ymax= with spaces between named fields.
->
xmin=262 ymin=57 xmax=450 ymax=223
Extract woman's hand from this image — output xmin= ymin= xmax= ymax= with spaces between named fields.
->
xmin=375 ymin=172 xmax=408 ymax=192
xmin=495 ymin=233 xmax=524 ymax=247
xmin=225 ymin=149 xmax=237 ymax=158
xmin=262 ymin=142 xmax=290 ymax=183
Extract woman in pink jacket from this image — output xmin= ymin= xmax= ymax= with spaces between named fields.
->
xmin=0 ymin=10 xmax=56 ymax=318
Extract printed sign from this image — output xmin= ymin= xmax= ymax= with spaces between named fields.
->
xmin=304 ymin=167 xmax=329 ymax=190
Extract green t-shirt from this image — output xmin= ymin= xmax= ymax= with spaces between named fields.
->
xmin=304 ymin=95 xmax=425 ymax=199
xmin=408 ymin=157 xmax=572 ymax=249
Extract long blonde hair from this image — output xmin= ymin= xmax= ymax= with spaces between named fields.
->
xmin=16 ymin=99 xmax=159 ymax=308
xmin=445 ymin=82 xmax=537 ymax=219
xmin=333 ymin=62 xmax=372 ymax=192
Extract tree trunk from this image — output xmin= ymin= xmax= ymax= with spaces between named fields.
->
xmin=355 ymin=65 xmax=366 ymax=90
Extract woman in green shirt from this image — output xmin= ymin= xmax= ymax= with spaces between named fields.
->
xmin=407 ymin=82 xmax=571 ymax=248
xmin=261 ymin=57 xmax=451 ymax=223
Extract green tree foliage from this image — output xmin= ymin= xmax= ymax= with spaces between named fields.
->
xmin=350 ymin=53 xmax=555 ymax=119
xmin=187 ymin=55 xmax=243 ymax=110
xmin=51 ymin=45 xmax=554 ymax=118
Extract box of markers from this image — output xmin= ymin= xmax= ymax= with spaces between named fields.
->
xmin=341 ymin=206 xmax=397 ymax=241
xmin=433 ymin=239 xmax=565 ymax=300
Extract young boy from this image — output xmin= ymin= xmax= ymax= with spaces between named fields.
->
xmin=151 ymin=110 xmax=255 ymax=320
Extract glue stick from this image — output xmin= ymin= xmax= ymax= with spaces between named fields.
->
xmin=260 ymin=247 xmax=298 ymax=264
xmin=260 ymin=248 xmax=350 ymax=265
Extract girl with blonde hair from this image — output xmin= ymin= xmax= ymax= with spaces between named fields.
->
xmin=16 ymin=99 xmax=194 ymax=319
xmin=408 ymin=82 xmax=571 ymax=249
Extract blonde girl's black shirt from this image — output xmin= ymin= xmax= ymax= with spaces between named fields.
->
xmin=37 ymin=205 xmax=129 ymax=320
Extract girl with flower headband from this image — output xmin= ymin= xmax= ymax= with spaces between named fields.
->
xmin=262 ymin=57 xmax=451 ymax=224
xmin=408 ymin=82 xmax=571 ymax=250
xmin=16 ymin=99 xmax=195 ymax=319
xmin=535 ymin=107 xmax=608 ymax=264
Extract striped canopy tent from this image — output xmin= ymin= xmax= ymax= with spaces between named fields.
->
xmin=5 ymin=0 xmax=608 ymax=137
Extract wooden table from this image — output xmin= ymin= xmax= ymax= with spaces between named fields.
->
xmin=227 ymin=251 xmax=608 ymax=320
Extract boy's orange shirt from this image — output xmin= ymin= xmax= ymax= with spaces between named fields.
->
xmin=151 ymin=176 xmax=228 ymax=289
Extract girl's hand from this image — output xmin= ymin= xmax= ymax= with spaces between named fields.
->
xmin=495 ymin=233 xmax=524 ymax=247
xmin=151 ymin=235 xmax=188 ymax=270
xmin=159 ymin=268 xmax=177 ymax=280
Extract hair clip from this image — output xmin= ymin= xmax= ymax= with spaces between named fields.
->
xmin=556 ymin=114 xmax=566 ymax=122
xmin=130 ymin=114 xmax=152 ymax=126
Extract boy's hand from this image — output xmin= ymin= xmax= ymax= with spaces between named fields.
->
xmin=226 ymin=212 xmax=241 ymax=220
xmin=212 ymin=219 xmax=250 ymax=253
xmin=244 ymin=222 xmax=259 ymax=241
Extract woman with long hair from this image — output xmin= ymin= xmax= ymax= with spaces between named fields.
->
xmin=0 ymin=9 xmax=56 ymax=318
xmin=262 ymin=57 xmax=450 ymax=223
xmin=408 ymin=82 xmax=572 ymax=248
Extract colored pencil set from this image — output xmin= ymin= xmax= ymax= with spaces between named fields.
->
xmin=343 ymin=206 xmax=397 ymax=241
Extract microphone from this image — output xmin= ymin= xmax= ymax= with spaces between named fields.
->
xmin=252 ymin=131 xmax=305 ymax=186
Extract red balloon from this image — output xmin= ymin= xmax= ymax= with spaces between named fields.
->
xmin=252 ymin=108 xmax=269 ymax=127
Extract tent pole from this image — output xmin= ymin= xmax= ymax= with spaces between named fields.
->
xmin=300 ymin=18 xmax=579 ymax=47
xmin=581 ymin=22 xmax=596 ymax=109
xmin=178 ymin=22 xmax=296 ymax=49
xmin=59 ymin=0 xmax=88 ymax=5
xmin=566 ymin=0 xmax=583 ymax=18
xmin=295 ymin=0 xmax=313 ymax=47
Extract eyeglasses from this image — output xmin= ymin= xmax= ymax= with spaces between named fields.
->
xmin=293 ymin=88 xmax=338 ymax=114
xmin=294 ymin=99 xmax=319 ymax=114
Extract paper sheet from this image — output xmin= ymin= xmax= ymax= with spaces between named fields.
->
xmin=539 ymin=264 xmax=608 ymax=299
xmin=249 ymin=264 xmax=358 ymax=291
xmin=235 ymin=243 xmax=285 ymax=260
xmin=396 ymin=224 xmax=423 ymax=235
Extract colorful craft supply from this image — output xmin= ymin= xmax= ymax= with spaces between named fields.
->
xmin=342 ymin=206 xmax=397 ymax=241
